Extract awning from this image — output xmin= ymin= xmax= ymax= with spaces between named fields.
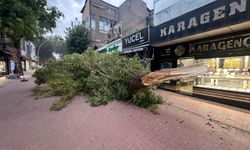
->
xmin=0 ymin=49 xmax=11 ymax=56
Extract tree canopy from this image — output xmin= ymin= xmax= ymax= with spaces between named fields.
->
xmin=0 ymin=0 xmax=63 ymax=45
xmin=32 ymin=50 xmax=163 ymax=112
xmin=65 ymin=23 xmax=90 ymax=54
xmin=32 ymin=49 xmax=207 ymax=112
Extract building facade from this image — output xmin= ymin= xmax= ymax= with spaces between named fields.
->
xmin=118 ymin=0 xmax=151 ymax=37
xmin=154 ymin=0 xmax=216 ymax=26
xmin=20 ymin=39 xmax=38 ymax=71
xmin=0 ymin=34 xmax=37 ymax=77
xmin=0 ymin=33 xmax=11 ymax=76
xmin=150 ymin=0 xmax=250 ymax=109
xmin=81 ymin=0 xmax=119 ymax=49
xmin=81 ymin=0 xmax=152 ymax=50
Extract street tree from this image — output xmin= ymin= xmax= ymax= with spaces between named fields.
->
xmin=32 ymin=50 xmax=208 ymax=112
xmin=0 ymin=0 xmax=63 ymax=74
xmin=65 ymin=23 xmax=90 ymax=54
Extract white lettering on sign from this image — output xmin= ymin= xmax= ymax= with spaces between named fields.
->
xmin=243 ymin=37 xmax=250 ymax=48
xmin=200 ymin=12 xmax=210 ymax=24
xmin=229 ymin=0 xmax=247 ymax=16
xmin=213 ymin=6 xmax=226 ymax=21
xmin=188 ymin=17 xmax=198 ymax=29
xmin=160 ymin=28 xmax=167 ymax=37
xmin=177 ymin=21 xmax=185 ymax=32
xmin=125 ymin=32 xmax=144 ymax=44
xmin=160 ymin=0 xmax=247 ymax=38
xmin=168 ymin=25 xmax=175 ymax=34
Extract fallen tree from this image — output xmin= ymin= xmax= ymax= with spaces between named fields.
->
xmin=33 ymin=50 xmax=208 ymax=112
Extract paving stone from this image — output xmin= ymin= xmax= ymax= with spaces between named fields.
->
xmin=0 ymin=81 xmax=249 ymax=150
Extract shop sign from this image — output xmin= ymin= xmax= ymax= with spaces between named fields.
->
xmin=159 ymin=32 xmax=250 ymax=59
xmin=189 ymin=33 xmax=250 ymax=55
xmin=122 ymin=47 xmax=144 ymax=54
xmin=107 ymin=22 xmax=122 ymax=43
xmin=122 ymin=27 xmax=149 ymax=49
xmin=151 ymin=0 xmax=250 ymax=45
xmin=106 ymin=39 xmax=122 ymax=53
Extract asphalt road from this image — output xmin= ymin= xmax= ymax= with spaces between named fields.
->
xmin=0 ymin=79 xmax=250 ymax=150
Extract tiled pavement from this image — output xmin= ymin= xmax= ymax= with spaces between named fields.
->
xmin=0 ymin=80 xmax=249 ymax=150
xmin=0 ymin=76 xmax=7 ymax=85
xmin=157 ymin=90 xmax=250 ymax=133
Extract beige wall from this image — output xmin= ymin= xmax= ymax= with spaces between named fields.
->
xmin=82 ymin=0 xmax=119 ymax=49
xmin=82 ymin=0 xmax=90 ymax=27
xmin=119 ymin=0 xmax=149 ymax=37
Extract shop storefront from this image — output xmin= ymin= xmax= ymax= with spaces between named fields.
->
xmin=122 ymin=27 xmax=152 ymax=61
xmin=96 ymin=39 xmax=122 ymax=53
xmin=150 ymin=0 xmax=250 ymax=109
xmin=0 ymin=58 xmax=7 ymax=76
xmin=0 ymin=50 xmax=11 ymax=77
xmin=155 ymin=31 xmax=250 ymax=91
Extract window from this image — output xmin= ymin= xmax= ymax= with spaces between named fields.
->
xmin=90 ymin=19 xmax=96 ymax=29
xmin=99 ymin=17 xmax=111 ymax=32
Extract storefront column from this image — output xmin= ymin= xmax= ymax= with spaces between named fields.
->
xmin=245 ymin=56 xmax=249 ymax=69
xmin=244 ymin=56 xmax=249 ymax=88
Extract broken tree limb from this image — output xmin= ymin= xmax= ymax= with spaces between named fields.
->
xmin=141 ymin=63 xmax=209 ymax=86
xmin=128 ymin=63 xmax=208 ymax=94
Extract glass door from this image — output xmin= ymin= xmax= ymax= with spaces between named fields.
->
xmin=177 ymin=58 xmax=195 ymax=93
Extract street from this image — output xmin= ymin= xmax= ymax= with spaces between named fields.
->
xmin=0 ymin=78 xmax=250 ymax=150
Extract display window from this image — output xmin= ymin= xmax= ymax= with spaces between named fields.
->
xmin=177 ymin=56 xmax=250 ymax=93
xmin=0 ymin=61 xmax=7 ymax=74
xmin=195 ymin=56 xmax=250 ymax=93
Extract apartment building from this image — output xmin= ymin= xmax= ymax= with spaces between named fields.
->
xmin=0 ymin=33 xmax=37 ymax=76
xmin=81 ymin=0 xmax=119 ymax=49
xmin=81 ymin=0 xmax=152 ymax=49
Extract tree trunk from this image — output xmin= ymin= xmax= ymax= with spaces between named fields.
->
xmin=96 ymin=63 xmax=208 ymax=95
xmin=128 ymin=75 xmax=147 ymax=94
xmin=128 ymin=63 xmax=208 ymax=92
xmin=9 ymin=43 xmax=23 ymax=76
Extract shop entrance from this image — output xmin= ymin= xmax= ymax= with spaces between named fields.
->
xmin=177 ymin=58 xmax=195 ymax=94
xmin=0 ymin=60 xmax=7 ymax=76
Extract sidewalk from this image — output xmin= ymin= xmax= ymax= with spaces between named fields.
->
xmin=157 ymin=90 xmax=250 ymax=133
xmin=1 ymin=81 xmax=250 ymax=150
xmin=0 ymin=70 xmax=34 ymax=87
xmin=23 ymin=70 xmax=34 ymax=79
xmin=0 ymin=76 xmax=8 ymax=86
